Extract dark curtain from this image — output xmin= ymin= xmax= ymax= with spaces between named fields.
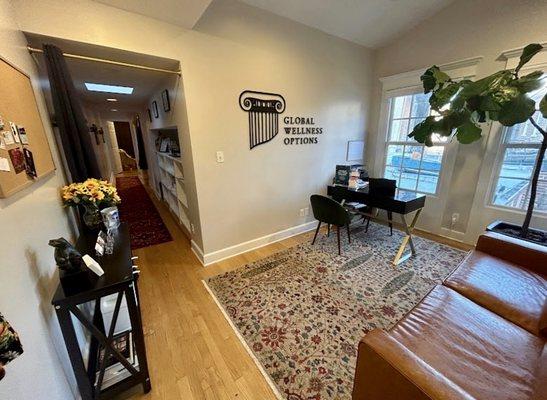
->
xmin=135 ymin=116 xmax=148 ymax=170
xmin=43 ymin=44 xmax=100 ymax=182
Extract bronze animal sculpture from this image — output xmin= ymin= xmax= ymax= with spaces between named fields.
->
xmin=48 ymin=238 xmax=84 ymax=272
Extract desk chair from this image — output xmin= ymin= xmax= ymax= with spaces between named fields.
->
xmin=367 ymin=178 xmax=396 ymax=235
xmin=310 ymin=194 xmax=351 ymax=255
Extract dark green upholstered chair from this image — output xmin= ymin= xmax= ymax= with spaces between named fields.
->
xmin=310 ymin=194 xmax=351 ymax=255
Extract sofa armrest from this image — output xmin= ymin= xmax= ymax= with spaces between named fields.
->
xmin=476 ymin=231 xmax=547 ymax=275
xmin=352 ymin=329 xmax=474 ymax=400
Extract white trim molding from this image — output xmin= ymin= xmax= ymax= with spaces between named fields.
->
xmin=191 ymin=239 xmax=205 ymax=265
xmin=196 ymin=221 xmax=317 ymax=266
xmin=498 ymin=42 xmax=547 ymax=70
xmin=497 ymin=41 xmax=547 ymax=61
xmin=379 ymin=56 xmax=483 ymax=92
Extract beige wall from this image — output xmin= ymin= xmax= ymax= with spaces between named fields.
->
xmin=369 ymin=0 xmax=547 ymax=243
xmin=0 ymin=0 xmax=75 ymax=398
xmin=12 ymin=0 xmax=373 ymax=256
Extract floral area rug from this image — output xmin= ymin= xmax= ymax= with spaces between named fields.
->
xmin=205 ymin=222 xmax=467 ymax=400
xmin=116 ymin=176 xmax=172 ymax=249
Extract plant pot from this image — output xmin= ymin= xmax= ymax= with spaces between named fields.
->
xmin=486 ymin=220 xmax=547 ymax=247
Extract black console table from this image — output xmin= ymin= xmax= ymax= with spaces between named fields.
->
xmin=52 ymin=223 xmax=151 ymax=399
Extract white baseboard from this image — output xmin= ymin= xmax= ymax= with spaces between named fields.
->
xmin=437 ymin=227 xmax=473 ymax=245
xmin=191 ymin=239 xmax=205 ymax=264
xmin=197 ymin=220 xmax=317 ymax=266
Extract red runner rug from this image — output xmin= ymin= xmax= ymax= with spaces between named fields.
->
xmin=116 ymin=176 xmax=172 ymax=249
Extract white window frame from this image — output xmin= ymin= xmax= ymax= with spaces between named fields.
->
xmin=485 ymin=59 xmax=547 ymax=215
xmin=487 ymin=108 xmax=547 ymax=214
xmin=382 ymin=91 xmax=449 ymax=197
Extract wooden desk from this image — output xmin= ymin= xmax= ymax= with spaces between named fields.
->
xmin=52 ymin=223 xmax=151 ymax=400
xmin=327 ymin=185 xmax=426 ymax=265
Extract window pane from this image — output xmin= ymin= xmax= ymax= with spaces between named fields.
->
xmin=386 ymin=145 xmax=404 ymax=167
xmin=384 ymin=165 xmax=401 ymax=187
xmin=417 ymin=171 xmax=439 ymax=194
xmin=499 ymin=148 xmax=538 ymax=179
xmin=523 ymin=180 xmax=547 ymax=212
xmin=505 ymin=116 xmax=545 ymax=143
xmin=402 ymin=145 xmax=423 ymax=169
xmin=392 ymin=95 xmax=412 ymax=119
xmin=384 ymin=92 xmax=444 ymax=195
xmin=411 ymin=93 xmax=431 ymax=118
xmin=399 ymin=171 xmax=418 ymax=190
xmin=421 ymin=146 xmax=444 ymax=172
xmin=492 ymin=177 xmax=529 ymax=208
xmin=389 ymin=119 xmax=409 ymax=141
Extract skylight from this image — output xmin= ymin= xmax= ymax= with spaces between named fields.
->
xmin=85 ymin=83 xmax=134 ymax=94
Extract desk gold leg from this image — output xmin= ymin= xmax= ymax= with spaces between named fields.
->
xmin=392 ymin=208 xmax=422 ymax=266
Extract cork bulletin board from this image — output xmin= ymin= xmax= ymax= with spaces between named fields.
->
xmin=0 ymin=56 xmax=55 ymax=198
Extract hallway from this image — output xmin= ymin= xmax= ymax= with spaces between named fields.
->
xmin=125 ymin=174 xmax=290 ymax=399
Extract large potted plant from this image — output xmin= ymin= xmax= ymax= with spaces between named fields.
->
xmin=409 ymin=43 xmax=546 ymax=245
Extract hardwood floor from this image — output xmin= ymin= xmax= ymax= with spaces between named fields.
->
xmin=122 ymin=173 xmax=472 ymax=400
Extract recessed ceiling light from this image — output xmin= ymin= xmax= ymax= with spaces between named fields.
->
xmin=111 ymin=109 xmax=118 ymax=112
xmin=106 ymin=98 xmax=118 ymax=102
xmin=85 ymin=82 xmax=133 ymax=94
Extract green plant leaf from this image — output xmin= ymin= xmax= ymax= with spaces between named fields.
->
xmin=498 ymin=95 xmax=536 ymax=126
xmin=540 ymin=94 xmax=547 ymax=118
xmin=479 ymin=95 xmax=502 ymax=112
xmin=432 ymin=68 xmax=450 ymax=85
xmin=408 ymin=116 xmax=436 ymax=142
xmin=421 ymin=67 xmax=437 ymax=93
xmin=456 ymin=121 xmax=482 ymax=144
xmin=459 ymin=71 xmax=512 ymax=98
xmin=421 ymin=66 xmax=450 ymax=94
xmin=429 ymin=82 xmax=461 ymax=110
xmin=512 ymin=71 xmax=545 ymax=93
xmin=515 ymin=43 xmax=543 ymax=74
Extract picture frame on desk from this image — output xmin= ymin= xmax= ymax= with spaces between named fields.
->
xmin=152 ymin=101 xmax=159 ymax=118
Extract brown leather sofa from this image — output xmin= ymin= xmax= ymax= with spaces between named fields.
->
xmin=352 ymin=231 xmax=546 ymax=400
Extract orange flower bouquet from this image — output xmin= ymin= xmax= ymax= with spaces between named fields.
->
xmin=61 ymin=178 xmax=121 ymax=230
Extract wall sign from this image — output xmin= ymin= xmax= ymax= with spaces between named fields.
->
xmin=282 ymin=116 xmax=323 ymax=145
xmin=239 ymin=90 xmax=324 ymax=149
xmin=239 ymin=90 xmax=286 ymax=149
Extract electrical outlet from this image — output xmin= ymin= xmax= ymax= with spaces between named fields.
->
xmin=216 ymin=151 xmax=224 ymax=163
xmin=451 ymin=213 xmax=460 ymax=228
xmin=299 ymin=208 xmax=305 ymax=217
xmin=190 ymin=223 xmax=195 ymax=233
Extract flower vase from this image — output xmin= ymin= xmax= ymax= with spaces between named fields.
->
xmin=81 ymin=203 xmax=103 ymax=231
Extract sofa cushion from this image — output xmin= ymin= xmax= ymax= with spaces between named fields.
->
xmin=444 ymin=251 xmax=547 ymax=336
xmin=390 ymin=286 xmax=545 ymax=400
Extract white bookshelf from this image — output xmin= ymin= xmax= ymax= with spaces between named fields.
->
xmin=156 ymin=151 xmax=191 ymax=235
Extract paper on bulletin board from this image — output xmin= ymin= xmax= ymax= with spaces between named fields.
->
xmin=347 ymin=140 xmax=364 ymax=161
xmin=0 ymin=157 xmax=10 ymax=172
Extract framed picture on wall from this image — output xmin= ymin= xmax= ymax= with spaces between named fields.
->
xmin=152 ymin=101 xmax=159 ymax=118
xmin=161 ymin=89 xmax=170 ymax=112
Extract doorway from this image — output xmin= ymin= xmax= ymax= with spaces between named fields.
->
xmin=113 ymin=121 xmax=137 ymax=171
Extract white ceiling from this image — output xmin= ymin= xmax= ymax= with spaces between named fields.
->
xmin=236 ymin=0 xmax=454 ymax=48
xmin=92 ymin=0 xmax=213 ymax=29
xmin=25 ymin=33 xmax=179 ymax=121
